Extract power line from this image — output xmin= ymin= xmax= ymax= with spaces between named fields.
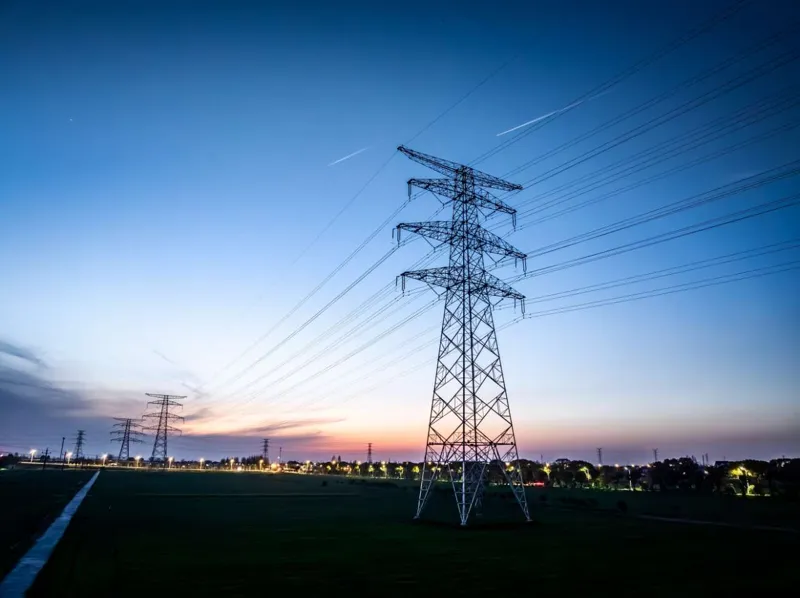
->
xmin=197 ymin=56 xmax=521 ymax=394
xmin=469 ymin=0 xmax=752 ymax=167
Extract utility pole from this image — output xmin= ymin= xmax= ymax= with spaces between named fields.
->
xmin=653 ymin=448 xmax=659 ymax=463
xmin=59 ymin=436 xmax=65 ymax=462
xmin=73 ymin=430 xmax=86 ymax=462
xmin=41 ymin=448 xmax=50 ymax=470
xmin=262 ymin=438 xmax=270 ymax=465
xmin=142 ymin=393 xmax=185 ymax=465
xmin=367 ymin=442 xmax=373 ymax=465
xmin=278 ymin=447 xmax=282 ymax=464
xmin=396 ymin=146 xmax=530 ymax=526
xmin=111 ymin=418 xmax=145 ymax=461
xmin=597 ymin=448 xmax=603 ymax=466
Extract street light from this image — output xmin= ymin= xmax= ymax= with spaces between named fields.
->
xmin=29 ymin=449 xmax=36 ymax=463
xmin=101 ymin=454 xmax=107 ymax=466
xmin=168 ymin=456 xmax=174 ymax=470
xmin=66 ymin=451 xmax=72 ymax=465
xmin=135 ymin=455 xmax=141 ymax=469
xmin=230 ymin=458 xmax=234 ymax=471
xmin=259 ymin=458 xmax=264 ymax=471
xmin=199 ymin=458 xmax=205 ymax=470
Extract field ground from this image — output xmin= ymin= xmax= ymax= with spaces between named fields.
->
xmin=2 ymin=469 xmax=798 ymax=595
xmin=0 ymin=468 xmax=93 ymax=580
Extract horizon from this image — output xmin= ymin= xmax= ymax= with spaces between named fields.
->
xmin=1 ymin=0 xmax=798 ymax=465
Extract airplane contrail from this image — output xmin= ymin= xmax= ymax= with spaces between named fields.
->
xmin=328 ymin=146 xmax=369 ymax=166
xmin=496 ymin=91 xmax=611 ymax=137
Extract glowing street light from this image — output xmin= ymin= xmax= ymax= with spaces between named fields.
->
xmin=230 ymin=458 xmax=234 ymax=471
xmin=199 ymin=458 xmax=205 ymax=470
xmin=66 ymin=451 xmax=73 ymax=465
xmin=259 ymin=458 xmax=264 ymax=471
xmin=101 ymin=454 xmax=107 ymax=466
xmin=168 ymin=456 xmax=174 ymax=470
xmin=135 ymin=455 xmax=141 ymax=469
xmin=29 ymin=449 xmax=37 ymax=463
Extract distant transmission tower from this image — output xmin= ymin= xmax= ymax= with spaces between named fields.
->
xmin=262 ymin=438 xmax=270 ymax=465
xmin=142 ymin=393 xmax=185 ymax=464
xmin=73 ymin=430 xmax=86 ymax=461
xmin=395 ymin=146 xmax=530 ymax=526
xmin=597 ymin=447 xmax=603 ymax=466
xmin=367 ymin=442 xmax=373 ymax=464
xmin=110 ymin=418 xmax=145 ymax=461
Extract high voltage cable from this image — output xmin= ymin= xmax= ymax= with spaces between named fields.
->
xmin=469 ymin=0 xmax=752 ymax=168
xmin=197 ymin=57 xmax=518 ymax=393
xmin=191 ymin=245 xmax=445 ymax=407
xmin=206 ymin=210 xmax=444 ymax=401
xmin=511 ymin=260 xmax=800 ymax=321
xmin=221 ymin=163 xmax=799 ymax=412
xmin=224 ymin=298 xmax=440 ymax=414
xmin=197 ymin=1 xmax=770 ymax=414
xmin=197 ymin=2 xmax=753 ymax=396
xmin=510 ymin=194 xmax=800 ymax=283
xmin=210 ymin=1 xmax=754 ymax=398
xmin=496 ymin=239 xmax=800 ymax=310
xmin=212 ymin=245 xmax=402 ymax=399
xmin=219 ymin=159 xmax=798 ymax=412
xmin=298 ymin=257 xmax=800 ymax=414
xmin=223 ymin=292 xmax=437 ymax=414
xmin=204 ymin=200 xmax=409 ymax=393
xmin=513 ymin=119 xmax=797 ymax=230
xmin=501 ymin=22 xmax=798 ymax=183
xmin=511 ymin=48 xmax=800 ymax=192
xmin=314 ymin=249 xmax=798 ymax=414
xmin=518 ymin=161 xmax=800 ymax=261
xmin=505 ymin=87 xmax=799 ymax=218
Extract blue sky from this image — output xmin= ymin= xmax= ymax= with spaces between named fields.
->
xmin=1 ymin=0 xmax=798 ymax=463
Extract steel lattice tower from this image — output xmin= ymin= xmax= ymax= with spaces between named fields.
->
xmin=111 ymin=417 xmax=145 ymax=461
xmin=262 ymin=438 xmax=270 ymax=465
xmin=73 ymin=429 xmax=86 ymax=461
xmin=395 ymin=145 xmax=530 ymax=526
xmin=142 ymin=393 xmax=185 ymax=463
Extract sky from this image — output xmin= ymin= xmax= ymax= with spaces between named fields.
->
xmin=1 ymin=0 xmax=798 ymax=464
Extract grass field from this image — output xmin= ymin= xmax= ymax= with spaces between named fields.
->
xmin=3 ymin=469 xmax=798 ymax=594
xmin=0 ymin=468 xmax=94 ymax=580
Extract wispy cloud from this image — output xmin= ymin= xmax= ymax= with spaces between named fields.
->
xmin=0 ymin=339 xmax=45 ymax=368
xmin=496 ymin=91 xmax=611 ymax=137
xmin=328 ymin=146 xmax=369 ymax=166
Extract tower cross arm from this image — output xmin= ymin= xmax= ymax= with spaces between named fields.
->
xmin=396 ymin=221 xmax=453 ymax=245
xmin=401 ymin=267 xmax=525 ymax=301
xmin=475 ymin=226 xmax=526 ymax=261
xmin=398 ymin=145 xmax=522 ymax=192
xmin=409 ymin=178 xmax=517 ymax=217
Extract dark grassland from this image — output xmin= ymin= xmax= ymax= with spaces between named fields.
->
xmin=0 ymin=468 xmax=93 ymax=579
xmin=6 ymin=470 xmax=797 ymax=595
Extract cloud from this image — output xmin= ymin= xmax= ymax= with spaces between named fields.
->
xmin=496 ymin=90 xmax=611 ymax=136
xmin=328 ymin=146 xmax=369 ymax=166
xmin=0 ymin=338 xmax=45 ymax=368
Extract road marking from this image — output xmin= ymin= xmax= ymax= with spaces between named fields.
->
xmin=0 ymin=471 xmax=99 ymax=597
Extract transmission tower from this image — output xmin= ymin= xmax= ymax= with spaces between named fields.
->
xmin=141 ymin=393 xmax=185 ymax=463
xmin=395 ymin=145 xmax=530 ymax=526
xmin=110 ymin=418 xmax=145 ymax=461
xmin=262 ymin=438 xmax=270 ymax=465
xmin=73 ymin=430 xmax=86 ymax=461
xmin=597 ymin=447 xmax=603 ymax=466
xmin=367 ymin=442 xmax=373 ymax=464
